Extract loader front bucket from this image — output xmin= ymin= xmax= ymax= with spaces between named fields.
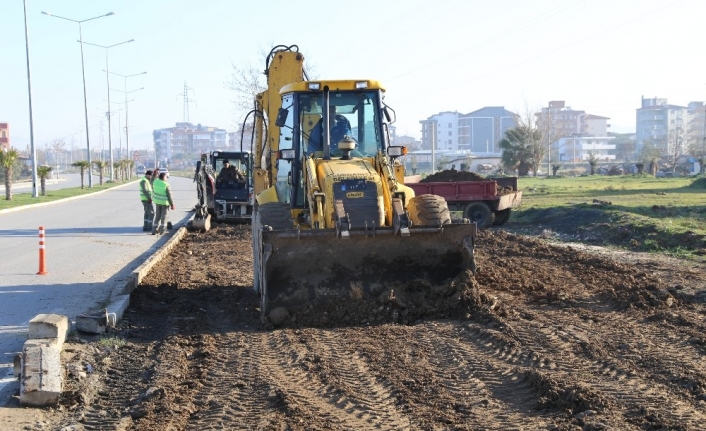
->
xmin=255 ymin=222 xmax=476 ymax=323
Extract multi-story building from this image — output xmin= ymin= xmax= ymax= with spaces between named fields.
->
xmin=687 ymin=102 xmax=706 ymax=154
xmin=0 ymin=122 xmax=9 ymax=151
xmin=153 ymin=122 xmax=227 ymax=163
xmin=419 ymin=111 xmax=459 ymax=151
xmin=539 ymin=102 xmax=609 ymax=135
xmin=458 ymin=107 xmax=518 ymax=155
xmin=554 ymin=135 xmax=616 ymax=163
xmin=538 ymin=101 xmax=615 ymax=163
xmin=635 ymin=96 xmax=687 ymax=155
xmin=420 ymin=108 xmax=518 ymax=155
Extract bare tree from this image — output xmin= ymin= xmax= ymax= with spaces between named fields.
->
xmin=50 ymin=138 xmax=66 ymax=171
xmin=226 ymin=63 xmax=267 ymax=123
xmin=664 ymin=126 xmax=689 ymax=173
xmin=225 ymin=44 xmax=316 ymax=128
xmin=639 ymin=139 xmax=662 ymax=176
xmin=586 ymin=151 xmax=599 ymax=175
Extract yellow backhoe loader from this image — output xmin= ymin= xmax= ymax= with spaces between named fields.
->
xmin=251 ymin=45 xmax=477 ymax=323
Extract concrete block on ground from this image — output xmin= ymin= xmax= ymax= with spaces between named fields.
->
xmin=28 ymin=314 xmax=70 ymax=348
xmin=20 ymin=339 xmax=62 ymax=407
xmin=106 ymin=295 xmax=130 ymax=326
xmin=75 ymin=311 xmax=107 ymax=334
xmin=76 ymin=295 xmax=130 ymax=333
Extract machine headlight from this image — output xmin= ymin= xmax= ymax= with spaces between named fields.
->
xmin=387 ymin=146 xmax=407 ymax=157
xmin=308 ymin=83 xmax=320 ymax=90
xmin=355 ymin=81 xmax=368 ymax=89
xmin=279 ymin=149 xmax=296 ymax=160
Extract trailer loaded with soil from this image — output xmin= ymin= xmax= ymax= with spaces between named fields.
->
xmin=405 ymin=170 xmax=522 ymax=228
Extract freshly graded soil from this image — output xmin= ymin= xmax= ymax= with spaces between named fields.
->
xmin=52 ymin=224 xmax=706 ymax=430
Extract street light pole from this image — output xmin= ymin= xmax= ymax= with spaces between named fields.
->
xmin=107 ymin=71 xmax=145 ymax=165
xmin=23 ymin=0 xmax=38 ymax=197
xmin=82 ymin=39 xmax=134 ymax=181
xmin=41 ymin=11 xmax=115 ymax=188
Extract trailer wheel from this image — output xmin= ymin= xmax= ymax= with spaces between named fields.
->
xmin=464 ymin=202 xmax=495 ymax=229
xmin=407 ymin=194 xmax=451 ymax=226
xmin=493 ymin=208 xmax=512 ymax=226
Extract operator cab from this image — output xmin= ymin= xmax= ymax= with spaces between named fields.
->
xmin=275 ymin=80 xmax=397 ymax=206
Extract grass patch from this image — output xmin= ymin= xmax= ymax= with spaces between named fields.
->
xmin=512 ymin=175 xmax=706 ymax=261
xmin=0 ymin=181 xmax=128 ymax=211
xmin=98 ymin=334 xmax=126 ymax=349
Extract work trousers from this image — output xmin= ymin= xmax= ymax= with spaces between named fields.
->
xmin=142 ymin=201 xmax=154 ymax=229
xmin=153 ymin=204 xmax=169 ymax=234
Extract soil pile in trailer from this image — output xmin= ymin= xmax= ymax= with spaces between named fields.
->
xmin=420 ymin=169 xmax=486 ymax=182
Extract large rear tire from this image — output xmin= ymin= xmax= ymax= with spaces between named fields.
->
xmin=407 ymin=194 xmax=452 ymax=226
xmin=493 ymin=208 xmax=512 ymax=226
xmin=464 ymin=202 xmax=495 ymax=229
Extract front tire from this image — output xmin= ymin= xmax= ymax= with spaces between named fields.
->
xmin=407 ymin=194 xmax=451 ymax=226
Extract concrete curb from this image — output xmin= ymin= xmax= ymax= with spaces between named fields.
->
xmin=20 ymin=217 xmax=193 ymax=406
xmin=75 ymin=218 xmax=192 ymax=333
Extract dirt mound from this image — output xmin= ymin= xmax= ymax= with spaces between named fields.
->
xmin=420 ymin=169 xmax=486 ymax=182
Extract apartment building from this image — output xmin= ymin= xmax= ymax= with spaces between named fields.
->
xmin=419 ymin=108 xmax=518 ymax=155
xmin=635 ymin=96 xmax=687 ymax=155
xmin=0 ymin=122 xmax=9 ymax=151
xmin=458 ymin=107 xmax=518 ymax=155
xmin=153 ymin=122 xmax=227 ymax=162
xmin=419 ymin=112 xmax=459 ymax=151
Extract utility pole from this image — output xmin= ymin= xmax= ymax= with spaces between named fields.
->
xmin=180 ymin=81 xmax=196 ymax=122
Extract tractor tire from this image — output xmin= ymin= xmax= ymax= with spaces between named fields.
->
xmin=407 ymin=194 xmax=452 ymax=226
xmin=493 ymin=208 xmax=512 ymax=226
xmin=463 ymin=202 xmax=495 ymax=229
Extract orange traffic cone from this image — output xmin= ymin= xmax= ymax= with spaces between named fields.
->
xmin=37 ymin=226 xmax=47 ymax=275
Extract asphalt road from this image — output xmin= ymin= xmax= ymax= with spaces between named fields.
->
xmin=0 ymin=175 xmax=197 ymax=405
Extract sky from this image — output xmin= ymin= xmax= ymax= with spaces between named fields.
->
xmin=2 ymin=0 xmax=705 ymax=154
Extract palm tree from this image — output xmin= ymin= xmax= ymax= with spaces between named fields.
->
xmin=113 ymin=161 xmax=122 ymax=181
xmin=0 ymin=147 xmax=19 ymax=200
xmin=36 ymin=165 xmax=53 ymax=196
xmin=499 ymin=125 xmax=541 ymax=177
xmin=93 ymin=160 xmax=108 ymax=185
xmin=72 ymin=160 xmax=90 ymax=189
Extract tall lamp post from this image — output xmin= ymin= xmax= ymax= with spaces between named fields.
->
xmin=41 ymin=11 xmax=115 ymax=188
xmin=108 ymin=75 xmax=145 ymax=163
xmin=81 ymin=39 xmax=134 ymax=181
xmin=23 ymin=0 xmax=38 ymax=197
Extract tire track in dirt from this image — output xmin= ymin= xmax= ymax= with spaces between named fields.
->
xmin=256 ymin=329 xmax=410 ymax=430
xmin=505 ymin=307 xmax=706 ymax=428
xmin=414 ymin=321 xmax=554 ymax=430
xmin=186 ymin=332 xmax=280 ymax=430
xmin=304 ymin=329 xmax=411 ymax=429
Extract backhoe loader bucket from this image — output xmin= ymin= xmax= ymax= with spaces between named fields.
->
xmin=254 ymin=221 xmax=476 ymax=324
xmin=189 ymin=214 xmax=211 ymax=232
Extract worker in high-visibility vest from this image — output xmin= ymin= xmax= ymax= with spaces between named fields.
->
xmin=151 ymin=172 xmax=175 ymax=235
xmin=139 ymin=170 xmax=154 ymax=232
